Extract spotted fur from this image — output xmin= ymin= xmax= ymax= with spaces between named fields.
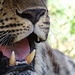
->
xmin=0 ymin=0 xmax=49 ymax=45
xmin=0 ymin=0 xmax=75 ymax=75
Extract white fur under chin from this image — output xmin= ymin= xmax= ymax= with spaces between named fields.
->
xmin=34 ymin=41 xmax=75 ymax=75
xmin=34 ymin=41 xmax=54 ymax=75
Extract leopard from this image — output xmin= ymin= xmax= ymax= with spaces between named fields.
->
xmin=0 ymin=0 xmax=75 ymax=75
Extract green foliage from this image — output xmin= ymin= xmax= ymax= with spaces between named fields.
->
xmin=47 ymin=0 xmax=75 ymax=59
xmin=70 ymin=18 xmax=75 ymax=34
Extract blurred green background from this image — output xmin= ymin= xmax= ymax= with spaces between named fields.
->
xmin=47 ymin=0 xmax=75 ymax=59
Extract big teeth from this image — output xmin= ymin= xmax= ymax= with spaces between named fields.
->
xmin=9 ymin=50 xmax=35 ymax=66
xmin=25 ymin=50 xmax=35 ymax=64
xmin=9 ymin=51 xmax=16 ymax=66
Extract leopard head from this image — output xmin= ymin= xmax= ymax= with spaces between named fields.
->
xmin=0 ymin=0 xmax=50 ymax=74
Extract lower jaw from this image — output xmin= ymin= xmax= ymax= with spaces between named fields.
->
xmin=0 ymin=51 xmax=35 ymax=74
xmin=4 ymin=70 xmax=37 ymax=75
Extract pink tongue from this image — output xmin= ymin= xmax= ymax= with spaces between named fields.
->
xmin=0 ymin=38 xmax=30 ymax=60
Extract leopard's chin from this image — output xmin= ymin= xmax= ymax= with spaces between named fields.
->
xmin=0 ymin=32 xmax=44 ymax=75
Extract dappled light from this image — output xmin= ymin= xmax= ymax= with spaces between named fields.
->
xmin=47 ymin=0 xmax=75 ymax=59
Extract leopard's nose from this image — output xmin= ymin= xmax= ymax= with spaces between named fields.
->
xmin=16 ymin=9 xmax=46 ymax=24
xmin=23 ymin=9 xmax=46 ymax=24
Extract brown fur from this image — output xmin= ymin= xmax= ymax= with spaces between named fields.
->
xmin=0 ymin=0 xmax=75 ymax=75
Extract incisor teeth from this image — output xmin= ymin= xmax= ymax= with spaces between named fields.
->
xmin=9 ymin=51 xmax=16 ymax=66
xmin=16 ymin=61 xmax=28 ymax=65
xmin=25 ymin=50 xmax=35 ymax=64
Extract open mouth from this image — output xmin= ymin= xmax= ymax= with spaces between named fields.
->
xmin=0 ymin=32 xmax=42 ymax=74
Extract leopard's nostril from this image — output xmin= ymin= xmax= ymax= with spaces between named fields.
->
xmin=16 ymin=9 xmax=46 ymax=24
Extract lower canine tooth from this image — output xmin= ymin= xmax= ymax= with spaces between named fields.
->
xmin=9 ymin=51 xmax=16 ymax=66
xmin=25 ymin=50 xmax=35 ymax=64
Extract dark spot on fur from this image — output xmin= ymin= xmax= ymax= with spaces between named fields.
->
xmin=0 ymin=8 xmax=3 ymax=12
xmin=43 ymin=22 xmax=50 ymax=25
xmin=0 ymin=29 xmax=22 ymax=34
xmin=5 ymin=18 xmax=8 ymax=21
xmin=20 ymin=32 xmax=22 ymax=34
xmin=0 ymin=23 xmax=24 ymax=29
xmin=27 ymin=26 xmax=30 ymax=28
xmin=39 ymin=25 xmax=43 ymax=27
xmin=47 ymin=48 xmax=60 ymax=74
xmin=16 ymin=29 xmax=19 ymax=31
xmin=17 ymin=33 xmax=19 ymax=35
xmin=0 ymin=19 xmax=5 ymax=25
xmin=10 ymin=24 xmax=16 ymax=27
xmin=20 ymin=29 xmax=22 ymax=31
xmin=40 ymin=27 xmax=49 ymax=30
xmin=17 ymin=24 xmax=21 ymax=26
xmin=10 ymin=17 xmax=13 ymax=20
xmin=24 ymin=28 xmax=28 ymax=31
xmin=2 ymin=22 xmax=4 ymax=25
xmin=23 ymin=26 xmax=25 ymax=27
xmin=53 ymin=62 xmax=60 ymax=74
xmin=0 ymin=19 xmax=3 ymax=22
xmin=48 ymin=50 xmax=53 ymax=57
xmin=3 ymin=12 xmax=7 ymax=16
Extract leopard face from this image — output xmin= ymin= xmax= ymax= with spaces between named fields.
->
xmin=0 ymin=0 xmax=50 ymax=74
xmin=0 ymin=0 xmax=49 ymax=44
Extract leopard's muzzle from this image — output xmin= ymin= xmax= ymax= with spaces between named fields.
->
xmin=0 ymin=32 xmax=41 ymax=75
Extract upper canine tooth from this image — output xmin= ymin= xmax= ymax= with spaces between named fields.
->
xmin=25 ymin=50 xmax=35 ymax=64
xmin=9 ymin=51 xmax=16 ymax=66
xmin=37 ymin=36 xmax=40 ymax=42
